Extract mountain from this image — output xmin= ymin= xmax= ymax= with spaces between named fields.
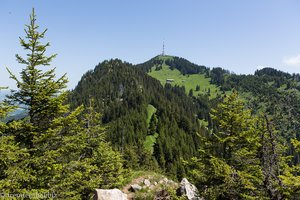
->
xmin=147 ymin=55 xmax=300 ymax=162
xmin=136 ymin=55 xmax=223 ymax=98
xmin=0 ymin=89 xmax=9 ymax=101
xmin=69 ymin=55 xmax=300 ymax=179
xmin=0 ymin=90 xmax=28 ymax=121
xmin=69 ymin=59 xmax=211 ymax=178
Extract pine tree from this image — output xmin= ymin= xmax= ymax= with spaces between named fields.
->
xmin=3 ymin=9 xmax=125 ymax=198
xmin=7 ymin=8 xmax=68 ymax=147
xmin=187 ymin=91 xmax=265 ymax=199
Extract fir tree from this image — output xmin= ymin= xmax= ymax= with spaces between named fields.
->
xmin=187 ymin=91 xmax=265 ymax=199
xmin=3 ymin=9 xmax=125 ymax=198
xmin=6 ymin=8 xmax=68 ymax=146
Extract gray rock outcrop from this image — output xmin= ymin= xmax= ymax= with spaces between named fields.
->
xmin=177 ymin=178 xmax=202 ymax=200
xmin=94 ymin=189 xmax=127 ymax=200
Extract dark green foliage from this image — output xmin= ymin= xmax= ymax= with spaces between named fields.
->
xmin=135 ymin=56 xmax=164 ymax=72
xmin=210 ymin=67 xmax=229 ymax=86
xmin=188 ymin=89 xmax=193 ymax=97
xmin=135 ymin=55 xmax=208 ymax=75
xmin=69 ymin=58 xmax=211 ymax=178
xmin=4 ymin=8 xmax=300 ymax=200
xmin=164 ymin=57 xmax=207 ymax=75
xmin=255 ymin=67 xmax=291 ymax=79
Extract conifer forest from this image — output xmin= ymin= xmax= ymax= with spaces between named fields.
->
xmin=1 ymin=8 xmax=300 ymax=200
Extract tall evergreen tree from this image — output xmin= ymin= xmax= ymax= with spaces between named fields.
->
xmin=187 ymin=91 xmax=265 ymax=199
xmin=3 ymin=9 xmax=125 ymax=198
xmin=7 ymin=8 xmax=68 ymax=146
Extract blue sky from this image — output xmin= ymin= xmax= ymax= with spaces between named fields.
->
xmin=1 ymin=0 xmax=300 ymax=89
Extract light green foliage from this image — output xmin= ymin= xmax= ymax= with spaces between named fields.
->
xmin=291 ymin=139 xmax=300 ymax=152
xmin=27 ymin=103 xmax=125 ymax=198
xmin=279 ymin=166 xmax=300 ymax=198
xmin=157 ymin=55 xmax=174 ymax=61
xmin=186 ymin=91 xmax=265 ymax=199
xmin=1 ymin=9 xmax=126 ymax=199
xmin=144 ymin=133 xmax=159 ymax=154
xmin=148 ymin=64 xmax=220 ymax=98
xmin=144 ymin=105 xmax=159 ymax=154
xmin=0 ymin=97 xmax=31 ymax=195
xmin=187 ymin=91 xmax=300 ymax=199
xmin=146 ymin=104 xmax=157 ymax=126
xmin=210 ymin=92 xmax=264 ymax=198
xmin=278 ymin=138 xmax=300 ymax=197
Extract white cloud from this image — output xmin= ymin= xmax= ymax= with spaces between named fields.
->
xmin=283 ymin=54 xmax=300 ymax=66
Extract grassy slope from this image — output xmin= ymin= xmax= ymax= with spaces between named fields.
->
xmin=122 ymin=170 xmax=179 ymax=200
xmin=148 ymin=64 xmax=221 ymax=98
xmin=146 ymin=104 xmax=157 ymax=126
xmin=144 ymin=104 xmax=158 ymax=154
xmin=144 ymin=133 xmax=159 ymax=154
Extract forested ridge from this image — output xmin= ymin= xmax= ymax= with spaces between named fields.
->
xmin=69 ymin=54 xmax=300 ymax=198
xmin=69 ymin=59 xmax=209 ymax=177
xmin=1 ymin=9 xmax=300 ymax=199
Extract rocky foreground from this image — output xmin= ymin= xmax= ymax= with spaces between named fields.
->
xmin=94 ymin=175 xmax=204 ymax=200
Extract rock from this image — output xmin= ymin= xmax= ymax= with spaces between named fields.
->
xmin=154 ymin=181 xmax=158 ymax=186
xmin=167 ymin=179 xmax=176 ymax=185
xmin=149 ymin=184 xmax=155 ymax=190
xmin=94 ymin=189 xmax=127 ymax=200
xmin=159 ymin=177 xmax=168 ymax=185
xmin=155 ymin=189 xmax=171 ymax=200
xmin=130 ymin=184 xmax=142 ymax=192
xmin=177 ymin=178 xmax=202 ymax=200
xmin=144 ymin=179 xmax=151 ymax=187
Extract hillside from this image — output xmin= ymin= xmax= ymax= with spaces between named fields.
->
xmin=138 ymin=55 xmax=300 ymax=145
xmin=68 ymin=55 xmax=300 ymax=198
xmin=4 ymin=7 xmax=300 ymax=199
xmin=145 ymin=56 xmax=221 ymax=98
xmin=69 ymin=59 xmax=211 ymax=178
xmin=70 ymin=55 xmax=300 ymax=174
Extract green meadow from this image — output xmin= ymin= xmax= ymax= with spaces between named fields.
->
xmin=148 ymin=64 xmax=222 ymax=98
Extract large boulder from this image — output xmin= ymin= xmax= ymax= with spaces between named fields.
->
xmin=94 ymin=189 xmax=127 ymax=200
xmin=177 ymin=178 xmax=202 ymax=200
